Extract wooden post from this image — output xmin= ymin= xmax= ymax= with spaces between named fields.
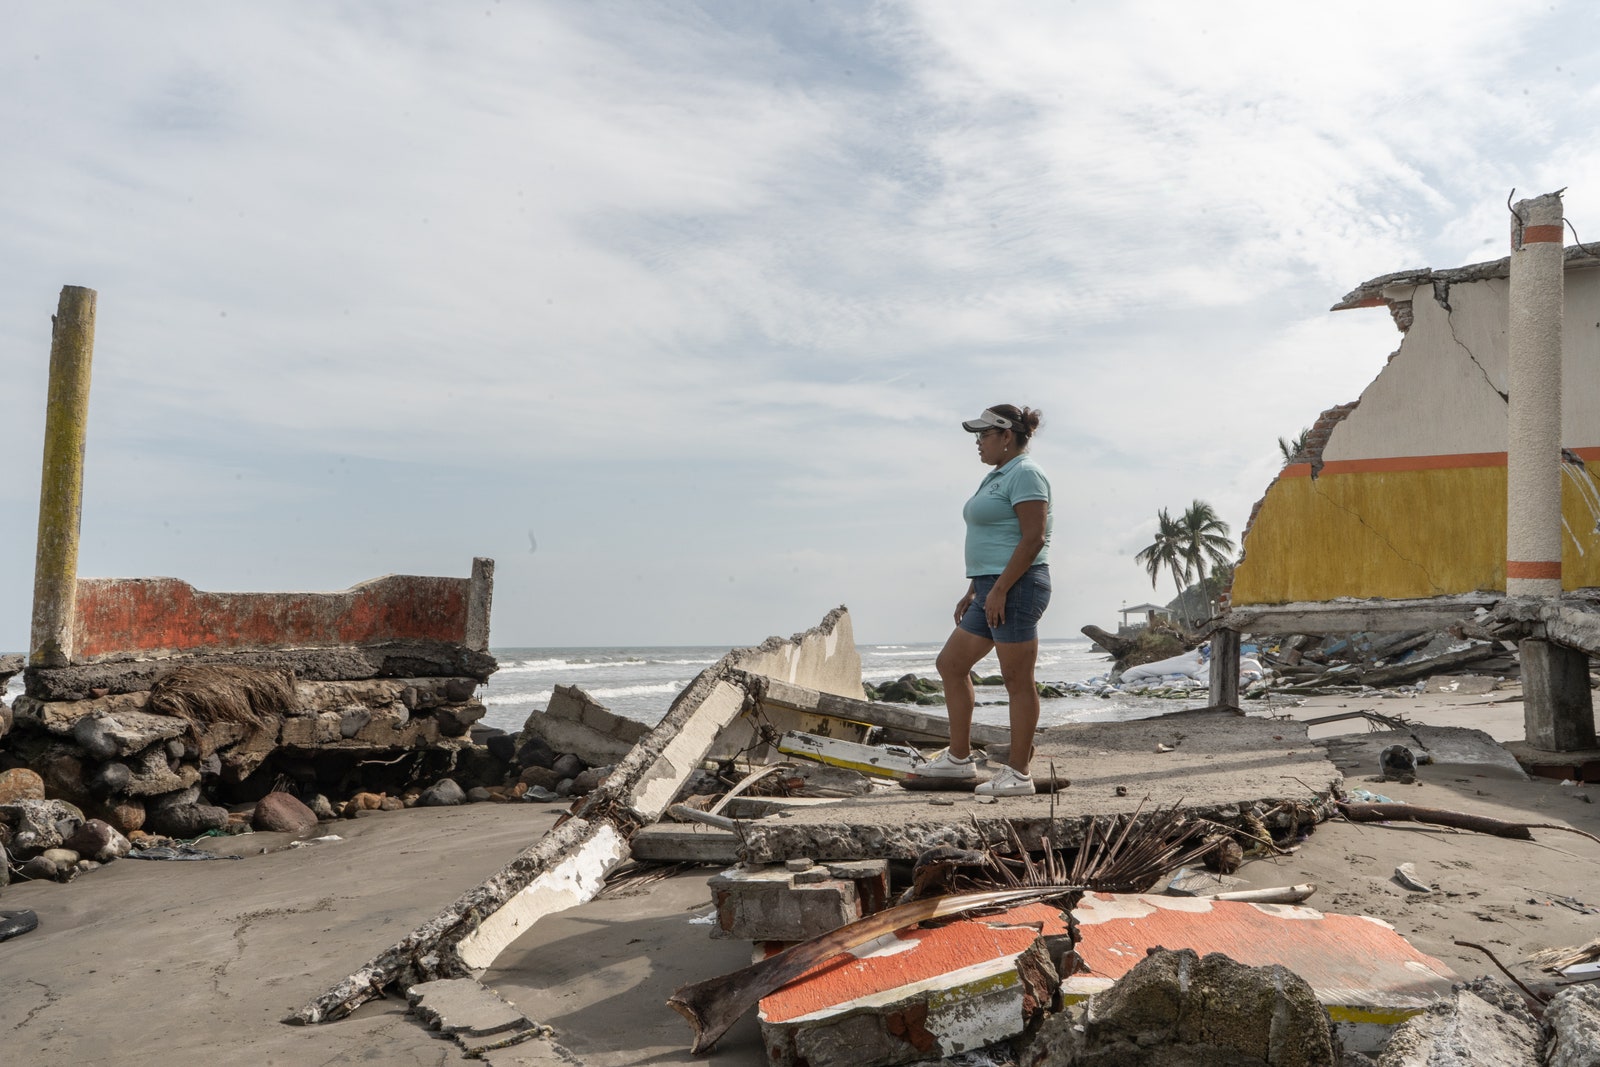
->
xmin=1521 ymin=639 xmax=1596 ymax=751
xmin=30 ymin=285 xmax=97 ymax=668
xmin=1209 ymin=628 xmax=1240 ymax=710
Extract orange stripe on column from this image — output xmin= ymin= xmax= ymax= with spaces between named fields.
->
xmin=1522 ymin=224 xmax=1564 ymax=244
xmin=1507 ymin=560 xmax=1562 ymax=579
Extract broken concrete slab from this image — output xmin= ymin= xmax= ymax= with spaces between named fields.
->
xmin=1543 ymin=982 xmax=1600 ymax=1067
xmin=739 ymin=672 xmax=1009 ymax=747
xmin=1064 ymin=892 xmax=1458 ymax=1053
xmin=1377 ymin=978 xmax=1540 ymax=1066
xmin=71 ymin=708 xmax=188 ymax=759
xmin=1425 ymin=674 xmax=1500 ymax=695
xmin=630 ymin=823 xmax=741 ymax=864
xmin=405 ymin=976 xmax=548 ymax=1053
xmin=709 ymin=860 xmax=889 ymax=942
xmin=1321 ymin=724 xmax=1528 ymax=781
xmin=738 ymin=711 xmax=1339 ymax=863
xmin=758 ymin=903 xmax=1064 ymax=1067
xmin=513 ymin=684 xmax=650 ymax=767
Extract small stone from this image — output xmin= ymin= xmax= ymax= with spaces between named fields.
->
xmin=514 ymin=735 xmax=558 ymax=770
xmin=349 ymin=791 xmax=385 ymax=811
xmin=555 ymin=778 xmax=575 ymax=797
xmin=552 ymin=753 xmax=586 ymax=779
xmin=792 ymin=867 xmax=831 ymax=885
xmin=90 ymin=761 xmax=133 ymax=797
xmin=484 ymin=732 xmax=516 ymax=763
xmin=0 ymin=769 xmax=45 ymax=805
xmin=465 ymin=787 xmax=492 ymax=803
xmin=402 ymin=792 xmax=420 ymax=808
xmin=379 ymin=796 xmax=404 ymax=812
xmin=198 ymin=753 xmax=221 ymax=777
xmin=252 ymin=792 xmax=319 ymax=835
xmin=509 ymin=782 xmax=528 ymax=798
xmin=20 ymin=855 xmax=63 ymax=882
xmin=418 ymin=779 xmax=465 ymax=807
xmin=42 ymin=848 xmax=80 ymax=867
xmin=308 ymin=794 xmax=336 ymax=820
xmin=147 ymin=786 xmax=202 ymax=815
xmin=929 ymin=796 xmax=956 ymax=806
xmin=975 ymin=794 xmax=997 ymax=804
xmin=785 ymin=858 xmax=815 ymax=872
xmin=569 ymin=767 xmax=608 ymax=795
xmin=62 ymin=819 xmax=131 ymax=862
xmin=77 ymin=859 xmax=101 ymax=873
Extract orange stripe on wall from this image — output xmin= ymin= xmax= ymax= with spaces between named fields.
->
xmin=1522 ymin=224 xmax=1564 ymax=244
xmin=1507 ymin=560 xmax=1562 ymax=579
xmin=1278 ymin=447 xmax=1600 ymax=478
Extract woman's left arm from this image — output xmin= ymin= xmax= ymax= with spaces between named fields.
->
xmin=983 ymin=499 xmax=1049 ymax=626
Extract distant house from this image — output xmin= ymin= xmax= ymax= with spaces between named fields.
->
xmin=1118 ymin=602 xmax=1172 ymax=633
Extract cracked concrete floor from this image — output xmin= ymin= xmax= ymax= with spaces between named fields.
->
xmin=0 ymin=803 xmax=565 ymax=1067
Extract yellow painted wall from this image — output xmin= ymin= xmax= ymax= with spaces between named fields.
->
xmin=1231 ymin=461 xmax=1600 ymax=605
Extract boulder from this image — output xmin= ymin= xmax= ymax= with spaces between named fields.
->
xmin=433 ymin=702 xmax=486 ymax=737
xmin=40 ymin=752 xmax=92 ymax=807
xmin=90 ymin=798 xmax=145 ymax=835
xmin=147 ymin=785 xmax=202 ymax=815
xmin=145 ymin=802 xmax=229 ymax=839
xmin=1072 ymin=948 xmax=1337 ymax=1067
xmin=513 ymin=734 xmax=558 ymax=770
xmin=0 ymin=768 xmax=45 ymax=805
xmin=62 ymin=819 xmax=131 ymax=862
xmin=552 ymin=753 xmax=586 ymax=779
xmin=517 ymin=765 xmax=563 ymax=791
xmin=122 ymin=747 xmax=200 ymax=798
xmin=252 ymin=792 xmax=319 ymax=835
xmin=89 ymin=761 xmax=133 ymax=797
xmin=570 ymin=766 xmax=609 ymax=795
xmin=418 ymin=778 xmax=465 ymax=807
xmin=0 ymin=799 xmax=86 ymax=858
xmin=484 ymin=730 xmax=516 ymax=763
xmin=1543 ymin=983 xmax=1600 ymax=1067
xmin=465 ymin=787 xmax=493 ymax=803
xmin=514 ymin=686 xmax=647 ymax=767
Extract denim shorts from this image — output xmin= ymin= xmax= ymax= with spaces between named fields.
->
xmin=958 ymin=564 xmax=1051 ymax=644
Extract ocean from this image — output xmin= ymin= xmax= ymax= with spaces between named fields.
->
xmin=478 ymin=637 xmax=1191 ymax=735
xmin=1 ymin=637 xmax=1198 ymax=735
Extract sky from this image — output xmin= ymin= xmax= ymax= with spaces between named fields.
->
xmin=4 ymin=1 xmax=1600 ymax=650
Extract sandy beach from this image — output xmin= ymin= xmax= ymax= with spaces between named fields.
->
xmin=2 ymin=686 xmax=1597 ymax=1066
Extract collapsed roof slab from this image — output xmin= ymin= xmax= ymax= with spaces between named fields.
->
xmin=738 ymin=711 xmax=1339 ymax=864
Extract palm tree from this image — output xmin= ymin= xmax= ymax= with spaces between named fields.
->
xmin=1135 ymin=508 xmax=1191 ymax=616
xmin=1278 ymin=428 xmax=1311 ymax=465
xmin=1178 ymin=500 xmax=1235 ymax=618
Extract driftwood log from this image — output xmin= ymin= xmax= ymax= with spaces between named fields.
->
xmin=1338 ymin=801 xmax=1600 ymax=846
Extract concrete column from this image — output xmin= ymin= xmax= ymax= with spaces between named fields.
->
xmin=1209 ymin=628 xmax=1240 ymax=710
xmin=465 ymin=556 xmax=495 ymax=652
xmin=1506 ymin=191 xmax=1565 ymax=596
xmin=1521 ymin=639 xmax=1596 ymax=751
xmin=30 ymin=285 xmax=98 ymax=668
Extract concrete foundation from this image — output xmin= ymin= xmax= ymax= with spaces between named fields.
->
xmin=1521 ymin=638 xmax=1597 ymax=751
xmin=735 ymin=711 xmax=1339 ymax=864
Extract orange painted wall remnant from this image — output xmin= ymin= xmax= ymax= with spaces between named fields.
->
xmin=1233 ymin=248 xmax=1600 ymax=606
xmin=67 ymin=557 xmax=494 ymax=664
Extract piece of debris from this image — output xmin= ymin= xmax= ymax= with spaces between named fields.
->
xmin=406 ymin=977 xmax=552 ymax=1057
xmin=1155 ymin=742 xmax=1175 ymax=753
xmin=1394 ymin=862 xmax=1435 ymax=894
xmin=1379 ymin=978 xmax=1540 ymax=1067
xmin=776 ymin=731 xmax=923 ymax=779
xmin=1064 ymin=892 xmax=1458 ymax=1053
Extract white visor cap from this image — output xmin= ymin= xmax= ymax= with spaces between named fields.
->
xmin=961 ymin=408 xmax=1014 ymax=433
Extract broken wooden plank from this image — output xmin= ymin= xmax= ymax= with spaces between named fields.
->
xmin=738 ymin=672 xmax=1009 ymax=746
xmin=1218 ymin=594 xmax=1499 ymax=636
xmin=776 ymin=731 xmax=922 ymax=779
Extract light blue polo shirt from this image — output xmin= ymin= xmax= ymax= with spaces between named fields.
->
xmin=963 ymin=454 xmax=1052 ymax=576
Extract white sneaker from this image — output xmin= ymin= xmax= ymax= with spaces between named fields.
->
xmin=975 ymin=766 xmax=1034 ymax=797
xmin=917 ymin=749 xmax=977 ymax=779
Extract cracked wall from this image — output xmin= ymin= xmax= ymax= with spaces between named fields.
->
xmin=1232 ymin=255 xmax=1600 ymax=605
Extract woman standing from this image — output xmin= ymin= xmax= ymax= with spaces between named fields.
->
xmin=921 ymin=405 xmax=1052 ymax=796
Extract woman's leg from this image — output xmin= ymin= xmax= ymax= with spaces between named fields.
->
xmin=935 ymin=628 xmax=994 ymax=759
xmin=994 ymin=639 xmax=1039 ymax=774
